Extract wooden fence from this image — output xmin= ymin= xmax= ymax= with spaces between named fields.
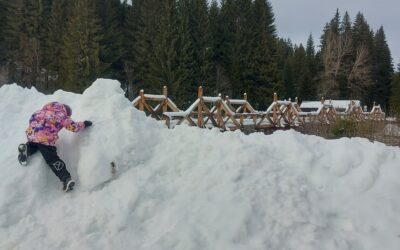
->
xmin=132 ymin=86 xmax=385 ymax=131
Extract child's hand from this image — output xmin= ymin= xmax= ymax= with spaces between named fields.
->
xmin=84 ymin=121 xmax=93 ymax=127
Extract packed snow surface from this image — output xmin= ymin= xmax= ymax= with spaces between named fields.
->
xmin=1 ymin=79 xmax=400 ymax=250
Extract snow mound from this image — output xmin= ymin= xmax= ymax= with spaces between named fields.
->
xmin=1 ymin=79 xmax=400 ymax=250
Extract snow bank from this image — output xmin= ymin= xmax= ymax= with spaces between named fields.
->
xmin=1 ymin=79 xmax=400 ymax=250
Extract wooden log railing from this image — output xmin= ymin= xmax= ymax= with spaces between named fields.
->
xmin=163 ymin=87 xmax=242 ymax=131
xmin=133 ymin=86 xmax=386 ymax=130
xmin=132 ymin=86 xmax=180 ymax=120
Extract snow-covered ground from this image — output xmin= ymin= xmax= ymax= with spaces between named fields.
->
xmin=1 ymin=79 xmax=400 ymax=250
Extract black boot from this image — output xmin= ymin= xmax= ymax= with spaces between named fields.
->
xmin=18 ymin=143 xmax=28 ymax=166
xmin=63 ymin=178 xmax=75 ymax=192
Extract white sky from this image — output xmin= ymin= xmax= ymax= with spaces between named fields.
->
xmin=269 ymin=0 xmax=400 ymax=66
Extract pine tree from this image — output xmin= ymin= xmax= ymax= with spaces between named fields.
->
xmin=0 ymin=0 xmax=7 ymax=63
xmin=121 ymin=0 xmax=139 ymax=98
xmin=340 ymin=11 xmax=352 ymax=35
xmin=2 ymin=0 xmax=26 ymax=84
xmin=0 ymin=0 xmax=7 ymax=85
xmin=330 ymin=9 xmax=341 ymax=35
xmin=176 ymin=0 xmax=212 ymax=105
xmin=352 ymin=13 xmax=374 ymax=53
xmin=140 ymin=0 xmax=182 ymax=99
xmin=215 ymin=0 xmax=237 ymax=97
xmin=291 ymin=44 xmax=307 ymax=99
xmin=276 ymin=38 xmax=293 ymax=97
xmin=189 ymin=0 xmax=211 ymax=87
xmin=59 ymin=0 xmax=102 ymax=92
xmin=304 ymin=34 xmax=317 ymax=100
xmin=151 ymin=0 xmax=180 ymax=89
xmin=320 ymin=10 xmax=346 ymax=98
xmin=24 ymin=0 xmax=49 ymax=89
xmin=229 ymin=0 xmax=254 ymax=100
xmin=282 ymin=59 xmax=295 ymax=99
xmin=207 ymin=0 xmax=220 ymax=93
xmin=129 ymin=0 xmax=161 ymax=93
xmin=95 ymin=0 xmax=124 ymax=81
xmin=351 ymin=12 xmax=375 ymax=104
xmin=41 ymin=0 xmax=66 ymax=92
xmin=338 ymin=11 xmax=354 ymax=99
xmin=175 ymin=0 xmax=196 ymax=105
xmin=389 ymin=64 xmax=400 ymax=115
xmin=209 ymin=0 xmax=233 ymax=95
xmin=320 ymin=9 xmax=340 ymax=49
xmin=250 ymin=0 xmax=278 ymax=109
xmin=2 ymin=0 xmax=45 ymax=88
xmin=372 ymin=26 xmax=393 ymax=110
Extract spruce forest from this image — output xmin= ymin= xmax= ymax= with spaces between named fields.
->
xmin=0 ymin=0 xmax=399 ymax=113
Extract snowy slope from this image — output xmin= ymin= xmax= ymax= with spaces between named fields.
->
xmin=1 ymin=79 xmax=400 ymax=250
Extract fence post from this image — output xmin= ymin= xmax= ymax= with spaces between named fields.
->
xmin=287 ymin=98 xmax=292 ymax=125
xmin=163 ymin=86 xmax=168 ymax=113
xmin=273 ymin=92 xmax=278 ymax=125
xmin=217 ymin=93 xmax=223 ymax=128
xmin=197 ymin=86 xmax=203 ymax=127
xmin=139 ymin=90 xmax=144 ymax=111
xmin=320 ymin=96 xmax=325 ymax=122
xmin=240 ymin=93 xmax=247 ymax=125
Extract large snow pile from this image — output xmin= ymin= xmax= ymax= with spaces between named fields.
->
xmin=1 ymin=79 xmax=399 ymax=250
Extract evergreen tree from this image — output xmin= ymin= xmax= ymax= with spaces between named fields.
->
xmin=338 ymin=11 xmax=354 ymax=99
xmin=218 ymin=0 xmax=278 ymax=108
xmin=352 ymin=12 xmax=374 ymax=53
xmin=176 ymin=0 xmax=212 ymax=105
xmin=304 ymin=34 xmax=317 ymax=100
xmin=330 ymin=9 xmax=341 ymax=35
xmin=351 ymin=12 xmax=375 ymax=104
xmin=340 ymin=11 xmax=352 ymax=35
xmin=389 ymin=64 xmax=400 ymax=115
xmin=229 ymin=0 xmax=255 ymax=100
xmin=22 ymin=0 xmax=46 ymax=89
xmin=2 ymin=0 xmax=47 ymax=88
xmin=207 ymin=0 xmax=220 ymax=93
xmin=209 ymin=0 xmax=234 ymax=96
xmin=372 ymin=26 xmax=393 ymax=110
xmin=188 ymin=0 xmax=212 ymax=88
xmin=306 ymin=34 xmax=315 ymax=58
xmin=59 ymin=0 xmax=102 ymax=92
xmin=95 ymin=0 xmax=124 ymax=81
xmin=42 ymin=0 xmax=66 ymax=92
xmin=215 ymin=0 xmax=237 ymax=97
xmin=176 ymin=0 xmax=196 ymax=105
xmin=276 ymin=38 xmax=293 ymax=97
xmin=282 ymin=59 xmax=295 ymax=99
xmin=134 ymin=0 xmax=184 ymax=100
xmin=250 ymin=0 xmax=278 ymax=108
xmin=150 ymin=0 xmax=180 ymax=89
xmin=129 ymin=0 xmax=161 ymax=93
xmin=320 ymin=10 xmax=345 ymax=98
xmin=2 ymin=0 xmax=26 ymax=84
xmin=0 ymin=0 xmax=7 ymax=63
xmin=291 ymin=44 xmax=307 ymax=100
xmin=320 ymin=9 xmax=340 ymax=48
xmin=0 ymin=0 xmax=7 ymax=85
xmin=122 ymin=0 xmax=139 ymax=98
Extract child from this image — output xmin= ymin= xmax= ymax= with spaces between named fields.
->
xmin=18 ymin=102 xmax=92 ymax=192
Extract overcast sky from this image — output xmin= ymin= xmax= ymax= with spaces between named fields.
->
xmin=268 ymin=0 xmax=399 ymax=67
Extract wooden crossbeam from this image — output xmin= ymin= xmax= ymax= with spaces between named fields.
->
xmin=135 ymin=87 xmax=384 ymax=130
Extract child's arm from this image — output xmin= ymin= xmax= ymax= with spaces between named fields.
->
xmin=62 ymin=118 xmax=86 ymax=132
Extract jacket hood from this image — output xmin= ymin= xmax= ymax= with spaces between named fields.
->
xmin=42 ymin=102 xmax=69 ymax=115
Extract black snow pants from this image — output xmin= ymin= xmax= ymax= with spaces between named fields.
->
xmin=27 ymin=142 xmax=71 ymax=182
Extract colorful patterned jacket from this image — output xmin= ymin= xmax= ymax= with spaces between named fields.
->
xmin=26 ymin=102 xmax=85 ymax=146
